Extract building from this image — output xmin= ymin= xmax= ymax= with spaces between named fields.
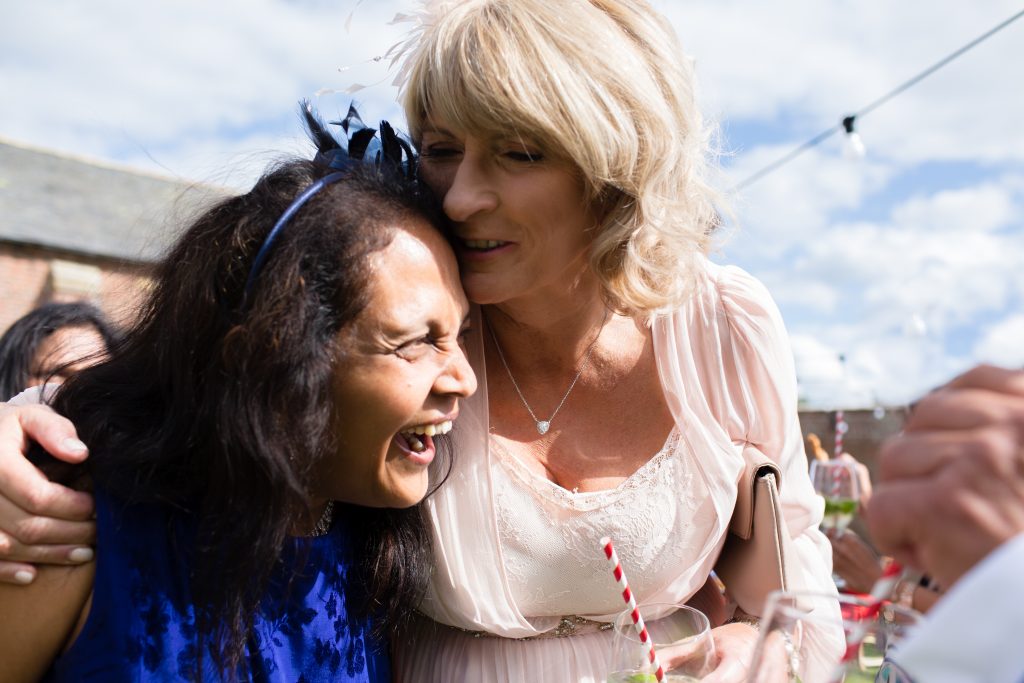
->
xmin=798 ymin=406 xmax=907 ymax=482
xmin=0 ymin=137 xmax=222 ymax=331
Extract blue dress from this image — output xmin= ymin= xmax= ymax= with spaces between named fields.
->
xmin=44 ymin=489 xmax=391 ymax=682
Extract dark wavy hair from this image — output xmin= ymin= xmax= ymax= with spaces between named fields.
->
xmin=0 ymin=302 xmax=120 ymax=399
xmin=36 ymin=140 xmax=448 ymax=677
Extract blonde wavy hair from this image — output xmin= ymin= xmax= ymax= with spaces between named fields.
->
xmin=396 ymin=0 xmax=722 ymax=317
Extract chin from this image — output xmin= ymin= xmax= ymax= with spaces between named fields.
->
xmin=382 ymin=476 xmax=431 ymax=509
xmin=454 ymin=272 xmax=497 ymax=302
xmin=384 ymin=491 xmax=428 ymax=509
xmin=461 ymin=282 xmax=512 ymax=306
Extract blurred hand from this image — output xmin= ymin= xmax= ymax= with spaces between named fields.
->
xmin=828 ymin=528 xmax=882 ymax=594
xmin=867 ymin=365 xmax=1024 ymax=588
xmin=836 ymin=452 xmax=872 ymax=511
xmin=0 ymin=403 xmax=96 ymax=584
xmin=701 ymin=622 xmax=759 ymax=683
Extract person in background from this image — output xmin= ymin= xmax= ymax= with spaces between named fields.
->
xmin=0 ymin=109 xmax=475 ymax=682
xmin=830 ymin=529 xmax=942 ymax=613
xmin=869 ymin=364 xmax=1024 ymax=683
xmin=807 ymin=433 xmax=941 ymax=611
xmin=0 ymin=302 xmax=119 ymax=399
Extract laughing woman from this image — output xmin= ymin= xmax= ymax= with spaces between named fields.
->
xmin=0 ymin=111 xmax=475 ymax=682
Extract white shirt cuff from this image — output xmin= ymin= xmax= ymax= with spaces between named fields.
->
xmin=894 ymin=533 xmax=1024 ymax=683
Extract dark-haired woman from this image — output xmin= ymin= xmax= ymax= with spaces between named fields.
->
xmin=0 ymin=302 xmax=119 ymax=399
xmin=0 ymin=113 xmax=475 ymax=682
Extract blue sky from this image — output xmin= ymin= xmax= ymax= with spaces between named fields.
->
xmin=3 ymin=0 xmax=1022 ymax=407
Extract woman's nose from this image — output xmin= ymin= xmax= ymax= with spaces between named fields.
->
xmin=442 ymin=160 xmax=498 ymax=223
xmin=435 ymin=345 xmax=478 ymax=399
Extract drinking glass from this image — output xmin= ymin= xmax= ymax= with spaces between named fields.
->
xmin=809 ymin=460 xmax=860 ymax=534
xmin=607 ymin=603 xmax=716 ymax=682
xmin=745 ymin=590 xmax=922 ymax=683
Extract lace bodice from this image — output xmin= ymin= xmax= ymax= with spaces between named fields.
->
xmin=492 ymin=429 xmax=718 ymax=620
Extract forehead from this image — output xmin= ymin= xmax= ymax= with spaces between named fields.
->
xmin=36 ymin=325 xmax=104 ymax=357
xmin=419 ymin=111 xmax=507 ymax=146
xmin=360 ymin=220 xmax=466 ymax=322
xmin=32 ymin=325 xmax=106 ymax=374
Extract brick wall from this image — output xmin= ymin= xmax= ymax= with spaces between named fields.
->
xmin=798 ymin=407 xmax=908 ymax=483
xmin=0 ymin=241 xmax=152 ymax=334
xmin=798 ymin=407 xmax=908 ymax=545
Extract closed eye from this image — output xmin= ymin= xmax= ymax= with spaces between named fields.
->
xmin=420 ymin=145 xmax=461 ymax=160
xmin=503 ymin=150 xmax=542 ymax=163
xmin=393 ymin=335 xmax=434 ymax=360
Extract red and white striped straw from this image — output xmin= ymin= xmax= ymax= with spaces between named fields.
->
xmin=832 ymin=561 xmax=904 ymax=681
xmin=601 ymin=536 xmax=664 ymax=682
xmin=834 ymin=409 xmax=846 ymax=458
xmin=831 ymin=462 xmax=843 ymax=499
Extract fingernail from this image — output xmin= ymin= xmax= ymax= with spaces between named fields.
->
xmin=14 ymin=570 xmax=34 ymax=584
xmin=68 ymin=547 xmax=94 ymax=563
xmin=62 ymin=438 xmax=88 ymax=454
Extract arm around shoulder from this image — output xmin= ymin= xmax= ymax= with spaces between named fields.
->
xmin=0 ymin=400 xmax=97 ymax=580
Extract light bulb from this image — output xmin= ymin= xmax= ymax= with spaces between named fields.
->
xmin=844 ymin=131 xmax=866 ymax=158
xmin=841 ymin=115 xmax=866 ymax=159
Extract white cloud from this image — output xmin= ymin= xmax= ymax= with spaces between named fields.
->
xmin=974 ymin=315 xmax=1024 ymax=368
xmin=3 ymin=0 xmax=1022 ymax=408
xmin=1 ymin=0 xmax=409 ymax=183
xmin=722 ymin=147 xmax=896 ymax=262
xmin=758 ymin=276 xmax=839 ymax=316
xmin=754 ymin=173 xmax=1023 ymax=406
xmin=890 ymin=185 xmax=1016 ymax=234
xmin=661 ymin=0 xmax=1024 ymax=164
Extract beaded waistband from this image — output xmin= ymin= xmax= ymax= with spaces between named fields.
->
xmin=446 ymin=614 xmax=614 ymax=641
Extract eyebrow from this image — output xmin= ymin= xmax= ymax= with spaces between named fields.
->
xmin=421 ymin=123 xmax=455 ymax=138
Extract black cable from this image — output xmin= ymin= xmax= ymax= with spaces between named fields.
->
xmin=731 ymin=7 xmax=1024 ymax=192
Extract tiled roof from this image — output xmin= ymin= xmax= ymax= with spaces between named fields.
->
xmin=0 ymin=138 xmax=226 ymax=263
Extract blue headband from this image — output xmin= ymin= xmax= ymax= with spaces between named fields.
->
xmin=242 ymin=103 xmax=415 ymax=299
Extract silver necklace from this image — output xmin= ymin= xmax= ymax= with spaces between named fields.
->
xmin=308 ymin=500 xmax=335 ymax=537
xmin=487 ymin=310 xmax=608 ymax=435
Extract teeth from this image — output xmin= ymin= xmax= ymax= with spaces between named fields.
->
xmin=464 ymin=239 xmax=503 ymax=249
xmin=400 ymin=419 xmax=453 ymax=442
xmin=408 ymin=435 xmax=425 ymax=452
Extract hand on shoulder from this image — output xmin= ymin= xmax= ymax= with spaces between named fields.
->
xmin=0 ymin=402 xmax=96 ymax=583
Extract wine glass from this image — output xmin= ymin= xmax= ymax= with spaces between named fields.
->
xmin=607 ymin=603 xmax=716 ymax=682
xmin=745 ymin=590 xmax=922 ymax=683
xmin=809 ymin=460 xmax=860 ymax=534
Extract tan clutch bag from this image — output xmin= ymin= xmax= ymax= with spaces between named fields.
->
xmin=713 ymin=445 xmax=795 ymax=617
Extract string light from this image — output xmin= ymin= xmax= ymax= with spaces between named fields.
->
xmin=841 ymin=115 xmax=866 ymax=159
xmin=732 ymin=7 xmax=1024 ymax=192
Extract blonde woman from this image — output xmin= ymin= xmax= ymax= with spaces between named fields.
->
xmin=0 ymin=1 xmax=839 ymax=680
xmin=389 ymin=1 xmax=839 ymax=680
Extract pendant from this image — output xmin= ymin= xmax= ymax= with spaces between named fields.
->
xmin=536 ymin=420 xmax=550 ymax=435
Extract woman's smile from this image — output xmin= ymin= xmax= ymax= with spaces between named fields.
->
xmin=454 ymin=238 xmax=517 ymax=263
xmin=394 ymin=416 xmax=456 ymax=465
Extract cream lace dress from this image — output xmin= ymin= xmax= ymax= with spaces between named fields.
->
xmin=394 ymin=262 xmax=841 ymax=682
